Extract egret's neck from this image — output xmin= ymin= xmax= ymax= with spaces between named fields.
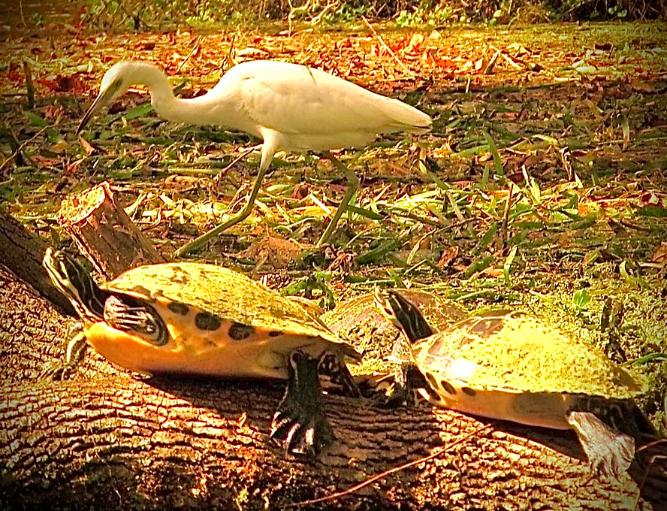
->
xmin=132 ymin=63 xmax=218 ymax=126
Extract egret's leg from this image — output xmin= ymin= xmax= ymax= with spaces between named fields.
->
xmin=316 ymin=152 xmax=360 ymax=248
xmin=175 ymin=146 xmax=275 ymax=257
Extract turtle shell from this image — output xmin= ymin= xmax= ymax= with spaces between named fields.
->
xmin=415 ymin=310 xmax=646 ymax=399
xmin=104 ymin=262 xmax=347 ymax=347
xmin=323 ymin=289 xmax=466 ymax=373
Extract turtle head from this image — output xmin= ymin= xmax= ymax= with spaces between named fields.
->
xmin=373 ymin=288 xmax=435 ymax=345
xmin=103 ymin=294 xmax=168 ymax=346
xmin=43 ymin=248 xmax=105 ymax=321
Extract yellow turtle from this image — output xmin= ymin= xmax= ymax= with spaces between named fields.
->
xmin=43 ymin=248 xmax=361 ymax=455
xmin=323 ymin=289 xmax=466 ymax=376
xmin=375 ymin=289 xmax=656 ymax=478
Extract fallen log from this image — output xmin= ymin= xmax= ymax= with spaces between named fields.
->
xmin=1 ymin=263 xmax=664 ymax=510
xmin=0 ymin=208 xmax=73 ymax=316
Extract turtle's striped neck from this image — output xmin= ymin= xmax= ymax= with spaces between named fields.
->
xmin=43 ymin=248 xmax=107 ymax=322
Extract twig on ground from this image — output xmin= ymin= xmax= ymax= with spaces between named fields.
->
xmin=23 ymin=61 xmax=34 ymax=108
xmin=0 ymin=126 xmax=47 ymax=172
xmin=500 ymin=182 xmax=514 ymax=253
xmin=176 ymin=36 xmax=202 ymax=73
xmin=484 ymin=48 xmax=502 ymax=74
xmin=287 ymin=423 xmax=494 ymax=508
xmin=361 ymin=16 xmax=414 ymax=78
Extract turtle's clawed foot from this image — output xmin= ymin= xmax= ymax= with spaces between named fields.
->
xmin=374 ymin=364 xmax=424 ymax=408
xmin=317 ymin=352 xmax=360 ymax=397
xmin=350 ymin=373 xmax=388 ymax=399
xmin=271 ymin=406 xmax=334 ymax=456
xmin=381 ymin=381 xmax=414 ymax=408
xmin=568 ymin=411 xmax=635 ymax=479
xmin=39 ymin=331 xmax=87 ymax=380
xmin=270 ymin=350 xmax=334 ymax=456
xmin=39 ymin=362 xmax=72 ymax=380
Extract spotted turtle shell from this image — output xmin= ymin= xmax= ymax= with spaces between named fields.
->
xmin=103 ymin=262 xmax=355 ymax=355
xmin=415 ymin=310 xmax=645 ymax=399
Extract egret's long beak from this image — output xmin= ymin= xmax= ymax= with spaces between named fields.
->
xmin=76 ymin=84 xmax=119 ymax=136
xmin=76 ymin=91 xmax=109 ymax=135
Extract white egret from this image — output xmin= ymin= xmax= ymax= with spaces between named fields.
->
xmin=77 ymin=60 xmax=432 ymax=255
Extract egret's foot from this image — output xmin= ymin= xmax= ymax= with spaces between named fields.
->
xmin=175 ymin=207 xmax=254 ymax=256
xmin=298 ymin=245 xmax=358 ymax=275
xmin=297 ymin=243 xmax=333 ymax=267
xmin=567 ymin=410 xmax=635 ymax=479
xmin=270 ymin=350 xmax=334 ymax=456
xmin=175 ymin=158 xmax=271 ymax=257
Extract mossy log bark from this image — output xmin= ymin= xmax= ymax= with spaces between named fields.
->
xmin=0 ymin=208 xmax=73 ymax=315
xmin=1 ymin=264 xmax=665 ymax=511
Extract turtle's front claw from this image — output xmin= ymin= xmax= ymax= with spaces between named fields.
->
xmin=567 ymin=411 xmax=635 ymax=479
xmin=373 ymin=364 xmax=424 ymax=408
xmin=270 ymin=405 xmax=334 ymax=456
xmin=317 ymin=351 xmax=360 ymax=397
xmin=39 ymin=362 xmax=72 ymax=381
xmin=40 ymin=331 xmax=87 ymax=381
xmin=381 ymin=384 xmax=409 ymax=408
xmin=270 ymin=350 xmax=334 ymax=456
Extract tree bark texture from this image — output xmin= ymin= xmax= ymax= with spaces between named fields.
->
xmin=0 ymin=209 xmax=74 ymax=316
xmin=0 ymin=264 xmax=119 ymax=383
xmin=1 ymin=264 xmax=665 ymax=511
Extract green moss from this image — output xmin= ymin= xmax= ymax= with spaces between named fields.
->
xmin=417 ymin=312 xmax=645 ymax=398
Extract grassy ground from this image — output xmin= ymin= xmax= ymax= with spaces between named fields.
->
xmin=1 ymin=21 xmax=666 ymax=428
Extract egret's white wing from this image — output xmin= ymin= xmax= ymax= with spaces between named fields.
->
xmin=216 ymin=61 xmax=431 ymax=141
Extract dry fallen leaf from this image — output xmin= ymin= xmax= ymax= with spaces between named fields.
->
xmin=437 ymin=246 xmax=459 ymax=268
xmin=78 ymin=135 xmax=96 ymax=156
xmin=240 ymin=231 xmax=304 ymax=270
xmin=650 ymin=242 xmax=667 ymax=266
xmin=481 ymin=267 xmax=504 ymax=278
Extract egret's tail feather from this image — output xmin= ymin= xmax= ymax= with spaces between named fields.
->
xmin=382 ymin=96 xmax=432 ymax=130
